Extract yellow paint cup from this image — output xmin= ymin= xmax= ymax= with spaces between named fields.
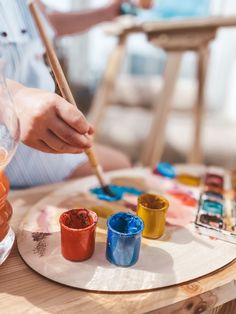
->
xmin=137 ymin=193 xmax=169 ymax=239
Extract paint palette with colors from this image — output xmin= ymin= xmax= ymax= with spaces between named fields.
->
xmin=17 ymin=166 xmax=236 ymax=292
xmin=195 ymin=168 xmax=236 ymax=243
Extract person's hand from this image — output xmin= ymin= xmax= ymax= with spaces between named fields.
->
xmin=13 ymin=87 xmax=94 ymax=154
xmin=135 ymin=0 xmax=153 ymax=9
xmin=106 ymin=0 xmax=124 ymax=19
xmin=107 ymin=0 xmax=153 ymax=19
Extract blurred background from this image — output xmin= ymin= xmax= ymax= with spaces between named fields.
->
xmin=44 ymin=0 xmax=236 ymax=167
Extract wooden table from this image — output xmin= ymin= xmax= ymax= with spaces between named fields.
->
xmin=0 ymin=177 xmax=236 ymax=314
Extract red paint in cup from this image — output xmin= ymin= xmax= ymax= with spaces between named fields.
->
xmin=59 ymin=208 xmax=97 ymax=261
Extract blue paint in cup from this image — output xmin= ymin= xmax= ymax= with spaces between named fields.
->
xmin=106 ymin=212 xmax=144 ymax=267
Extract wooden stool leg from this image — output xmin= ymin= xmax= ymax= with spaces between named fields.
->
xmin=189 ymin=44 xmax=209 ymax=164
xmin=142 ymin=51 xmax=182 ymax=168
xmin=88 ymin=34 xmax=126 ymax=131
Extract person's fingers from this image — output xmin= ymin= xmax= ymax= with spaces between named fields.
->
xmin=32 ymin=140 xmax=58 ymax=154
xmin=43 ymin=130 xmax=86 ymax=154
xmin=49 ymin=117 xmax=92 ymax=149
xmin=137 ymin=0 xmax=153 ymax=9
xmin=88 ymin=124 xmax=94 ymax=135
xmin=55 ymin=99 xmax=90 ymax=135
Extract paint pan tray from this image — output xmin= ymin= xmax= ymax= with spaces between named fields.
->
xmin=195 ymin=168 xmax=236 ymax=244
xmin=195 ymin=218 xmax=236 ymax=245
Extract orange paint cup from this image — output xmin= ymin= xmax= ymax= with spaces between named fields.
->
xmin=59 ymin=209 xmax=98 ymax=262
xmin=0 ymin=147 xmax=8 ymax=167
xmin=0 ymin=171 xmax=12 ymax=242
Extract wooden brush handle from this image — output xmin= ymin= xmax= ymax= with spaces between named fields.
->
xmin=29 ymin=1 xmax=105 ymax=183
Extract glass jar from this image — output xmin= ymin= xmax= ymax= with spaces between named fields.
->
xmin=0 ymin=57 xmax=20 ymax=265
xmin=0 ymin=171 xmax=14 ymax=264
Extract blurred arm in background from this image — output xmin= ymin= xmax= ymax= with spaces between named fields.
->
xmin=37 ymin=0 xmax=124 ymax=37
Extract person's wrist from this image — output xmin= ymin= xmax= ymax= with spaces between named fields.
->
xmin=6 ymin=79 xmax=25 ymax=97
xmin=6 ymin=80 xmax=27 ymax=114
xmin=137 ymin=0 xmax=153 ymax=9
xmin=104 ymin=3 xmax=120 ymax=21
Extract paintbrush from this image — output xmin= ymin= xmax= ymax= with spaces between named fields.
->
xmin=29 ymin=1 xmax=114 ymax=197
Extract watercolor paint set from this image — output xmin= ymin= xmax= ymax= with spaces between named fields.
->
xmin=194 ymin=168 xmax=236 ymax=244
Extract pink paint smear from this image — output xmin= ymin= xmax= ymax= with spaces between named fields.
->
xmin=166 ymin=196 xmax=195 ymax=227
xmin=37 ymin=208 xmax=50 ymax=233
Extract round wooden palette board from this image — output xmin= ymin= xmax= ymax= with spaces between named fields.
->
xmin=17 ymin=167 xmax=236 ymax=292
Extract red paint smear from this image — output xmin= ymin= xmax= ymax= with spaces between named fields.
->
xmin=167 ymin=190 xmax=197 ymax=207
xmin=166 ymin=197 xmax=195 ymax=227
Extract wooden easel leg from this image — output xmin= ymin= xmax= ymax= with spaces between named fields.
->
xmin=88 ymin=34 xmax=126 ymax=132
xmin=142 ymin=51 xmax=182 ymax=168
xmin=189 ymin=44 xmax=209 ymax=164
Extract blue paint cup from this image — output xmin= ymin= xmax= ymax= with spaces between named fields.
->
xmin=106 ymin=212 xmax=144 ymax=267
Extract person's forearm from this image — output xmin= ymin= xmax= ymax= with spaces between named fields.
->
xmin=6 ymin=79 xmax=25 ymax=98
xmin=47 ymin=6 xmax=116 ymax=37
xmin=6 ymin=79 xmax=26 ymax=115
xmin=6 ymin=80 xmax=32 ymax=118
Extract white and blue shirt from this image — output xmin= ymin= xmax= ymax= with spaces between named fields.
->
xmin=0 ymin=0 xmax=87 ymax=188
xmin=0 ymin=0 xmax=55 ymax=90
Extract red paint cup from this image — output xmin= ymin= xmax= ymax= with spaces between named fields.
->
xmin=59 ymin=209 xmax=98 ymax=262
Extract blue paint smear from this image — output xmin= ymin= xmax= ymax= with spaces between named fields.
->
xmin=154 ymin=162 xmax=176 ymax=179
xmin=90 ymin=185 xmax=144 ymax=202
xmin=106 ymin=212 xmax=144 ymax=267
